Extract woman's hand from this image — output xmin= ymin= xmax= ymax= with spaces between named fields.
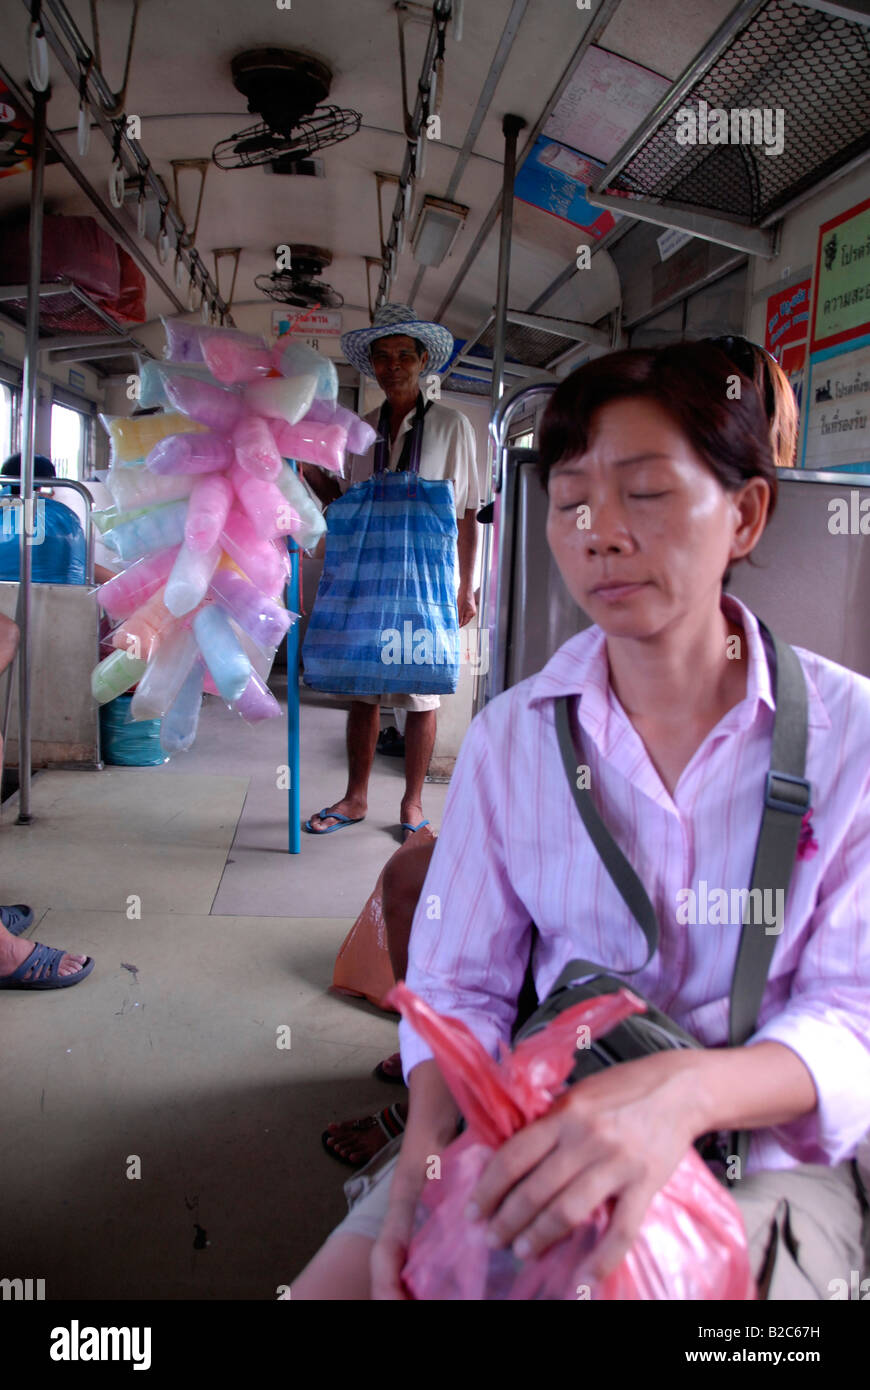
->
xmin=467 ymin=1051 xmax=703 ymax=1283
xmin=370 ymin=1185 xmax=419 ymax=1301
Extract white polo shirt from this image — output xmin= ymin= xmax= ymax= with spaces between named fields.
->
xmin=339 ymin=400 xmax=478 ymax=516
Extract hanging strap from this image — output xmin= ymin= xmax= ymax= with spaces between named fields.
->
xmin=552 ymin=618 xmax=810 ymax=1171
xmin=373 ymin=394 xmax=432 ymax=478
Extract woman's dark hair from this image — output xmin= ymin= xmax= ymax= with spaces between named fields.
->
xmin=537 ymin=343 xmax=778 ymax=530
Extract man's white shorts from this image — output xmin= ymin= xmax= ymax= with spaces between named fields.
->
xmin=352 ymin=693 xmax=441 ymax=711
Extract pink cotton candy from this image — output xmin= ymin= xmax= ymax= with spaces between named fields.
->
xmin=267 ymin=418 xmax=347 ymax=473
xmin=185 ymin=474 xmax=234 ymax=553
xmin=303 ymin=399 xmax=377 ymax=455
xmin=220 ymin=508 xmax=290 ymax=597
xmin=146 ymin=430 xmax=233 ymax=476
xmin=162 ymin=373 xmax=245 ymax=432
xmin=231 ymin=669 xmax=282 ymax=723
xmin=229 ymin=461 xmax=296 ymax=538
xmin=201 ymin=332 xmax=273 ymax=385
xmin=232 ymin=413 xmax=283 ymax=481
xmin=97 ymin=545 xmax=180 ymax=621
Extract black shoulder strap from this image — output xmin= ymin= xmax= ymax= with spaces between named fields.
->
xmin=552 ymin=619 xmax=809 ymax=1052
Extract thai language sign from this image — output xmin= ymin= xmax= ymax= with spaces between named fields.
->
xmin=811 ymin=197 xmax=870 ymax=351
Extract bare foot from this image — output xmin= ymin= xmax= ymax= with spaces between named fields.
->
xmin=0 ymin=932 xmax=88 ymax=982
xmin=307 ymin=797 xmax=367 ymax=833
xmin=322 ymin=1103 xmax=408 ymax=1166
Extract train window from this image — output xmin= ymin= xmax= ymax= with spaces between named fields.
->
xmin=50 ymin=401 xmax=88 ymax=479
xmin=0 ymin=382 xmax=15 ymax=460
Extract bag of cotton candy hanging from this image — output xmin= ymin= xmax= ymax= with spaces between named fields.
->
xmin=386 ymin=983 xmax=755 ymax=1301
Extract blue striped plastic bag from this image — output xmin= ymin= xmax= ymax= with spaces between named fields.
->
xmin=301 ymin=471 xmax=460 ymax=695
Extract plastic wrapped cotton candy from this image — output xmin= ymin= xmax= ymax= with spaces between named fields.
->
xmin=160 ymin=661 xmax=204 ymax=754
xmin=231 ymin=669 xmax=282 ymax=723
xmin=201 ymin=331 xmax=272 ymax=385
xmin=161 ymin=317 xmax=254 ymax=364
xmin=232 ymin=413 xmax=283 ymax=481
xmin=193 ymin=606 xmax=251 ymax=702
xmin=110 ymin=584 xmax=180 ymax=661
xmin=303 ymin=397 xmax=377 ymax=455
xmin=102 ymin=498 xmax=188 ymax=562
xmin=107 ymin=464 xmax=196 ymax=511
xmin=273 ymin=463 xmax=327 ymax=552
xmin=101 ymin=411 xmax=206 ymax=465
xmin=267 ymin=418 xmax=347 ymax=474
xmin=146 ymin=429 xmax=233 ymax=477
xmin=220 ymin=510 xmax=290 ymax=597
xmin=130 ymin=624 xmax=199 ymax=721
xmin=243 ymin=374 xmax=318 ymax=428
xmin=91 ymin=649 xmax=148 ymax=704
xmin=162 ymin=373 xmax=245 ymax=433
xmin=229 ymin=461 xmax=295 ymax=538
xmin=209 ymin=567 xmax=293 ymax=650
xmin=185 ymin=474 xmax=234 ymax=553
xmin=96 ymin=546 xmax=180 ymax=621
xmin=164 ymin=541 xmax=221 ymax=617
xmin=137 ymin=359 xmax=215 ymax=409
xmin=102 ymin=499 xmax=189 ymax=563
xmin=272 ymin=340 xmax=338 ymax=402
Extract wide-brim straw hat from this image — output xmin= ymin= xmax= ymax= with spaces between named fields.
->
xmin=340 ymin=302 xmax=453 ymax=378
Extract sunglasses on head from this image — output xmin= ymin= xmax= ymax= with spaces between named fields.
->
xmin=709 ymin=335 xmax=777 ymax=419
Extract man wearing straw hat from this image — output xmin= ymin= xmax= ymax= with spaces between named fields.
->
xmin=304 ymin=304 xmax=479 ymax=843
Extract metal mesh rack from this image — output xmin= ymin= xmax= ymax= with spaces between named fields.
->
xmin=476 ymin=318 xmax=572 ymax=369
xmin=601 ymin=0 xmax=870 ymax=225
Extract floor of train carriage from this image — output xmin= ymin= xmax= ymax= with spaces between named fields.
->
xmin=0 ymin=678 xmax=448 ymax=1299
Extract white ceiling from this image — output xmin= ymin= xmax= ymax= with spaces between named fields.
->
xmin=0 ymin=0 xmax=739 ymax=354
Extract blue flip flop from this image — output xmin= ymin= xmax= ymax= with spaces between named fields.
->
xmin=0 ymin=942 xmax=95 ymax=990
xmin=401 ymin=819 xmax=430 ymax=838
xmin=0 ymin=904 xmax=34 ymax=936
xmin=304 ymin=807 xmax=365 ymax=835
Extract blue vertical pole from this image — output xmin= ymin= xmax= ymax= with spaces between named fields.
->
xmin=286 ymin=459 xmax=301 ymax=853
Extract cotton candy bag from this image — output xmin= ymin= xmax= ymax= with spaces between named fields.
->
xmin=388 ymin=983 xmax=756 ymax=1301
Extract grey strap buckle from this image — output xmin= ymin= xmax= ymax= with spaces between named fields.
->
xmin=764 ymin=770 xmax=811 ymax=816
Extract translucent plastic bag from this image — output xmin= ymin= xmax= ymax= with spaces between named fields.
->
xmin=387 ymin=983 xmax=756 ymax=1301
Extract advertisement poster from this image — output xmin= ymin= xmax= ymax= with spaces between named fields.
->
xmin=810 ymin=196 xmax=870 ymax=352
xmin=803 ymin=338 xmax=870 ymax=473
xmin=514 ymin=136 xmax=615 ymax=238
xmin=764 ymin=280 xmax=811 ymax=360
xmin=543 ymin=46 xmax=670 ymax=165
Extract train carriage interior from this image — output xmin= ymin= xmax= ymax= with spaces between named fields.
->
xmin=0 ymin=0 xmax=869 ymax=1312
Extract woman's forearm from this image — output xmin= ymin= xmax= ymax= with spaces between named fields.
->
xmin=390 ymin=1059 xmax=460 ymax=1198
xmin=678 ymin=1040 xmax=818 ymax=1138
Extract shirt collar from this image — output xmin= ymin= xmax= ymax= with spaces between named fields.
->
xmin=526 ymin=592 xmax=829 ymax=744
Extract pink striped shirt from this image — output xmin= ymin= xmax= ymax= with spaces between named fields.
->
xmin=400 ymin=594 xmax=870 ymax=1172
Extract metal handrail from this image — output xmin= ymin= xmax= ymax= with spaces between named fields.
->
xmin=0 ymin=477 xmax=96 ymax=583
xmin=473 ymin=378 xmax=556 ymax=714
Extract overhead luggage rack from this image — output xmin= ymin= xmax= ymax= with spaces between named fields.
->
xmin=587 ymin=0 xmax=870 ymax=254
xmin=0 ymin=279 xmax=151 ymax=376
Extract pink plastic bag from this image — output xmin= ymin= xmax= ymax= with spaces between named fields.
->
xmin=387 ymin=983 xmax=756 ymax=1301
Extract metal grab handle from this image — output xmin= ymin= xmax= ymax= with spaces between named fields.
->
xmin=29 ymin=21 xmax=50 ymax=91
xmin=490 ymin=376 xmax=556 ymax=487
xmin=2 ymin=476 xmax=96 ymax=584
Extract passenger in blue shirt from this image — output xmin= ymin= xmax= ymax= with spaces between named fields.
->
xmin=0 ymin=453 xmax=87 ymax=585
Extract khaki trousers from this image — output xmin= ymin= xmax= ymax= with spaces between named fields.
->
xmin=726 ymin=1160 xmax=868 ymax=1300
